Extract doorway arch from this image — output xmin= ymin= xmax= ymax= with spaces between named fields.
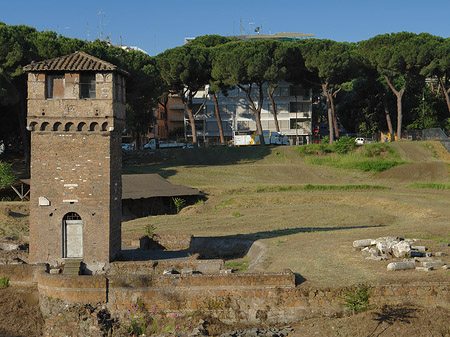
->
xmin=62 ymin=212 xmax=83 ymax=258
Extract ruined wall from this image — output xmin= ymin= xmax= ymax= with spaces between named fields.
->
xmin=37 ymin=271 xmax=107 ymax=303
xmin=29 ymin=268 xmax=450 ymax=324
xmin=0 ymin=264 xmax=42 ymax=285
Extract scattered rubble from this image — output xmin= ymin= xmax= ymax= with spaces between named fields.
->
xmin=352 ymin=237 xmax=449 ymax=272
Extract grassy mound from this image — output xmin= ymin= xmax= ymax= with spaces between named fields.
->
xmin=295 ymin=141 xmax=407 ymax=172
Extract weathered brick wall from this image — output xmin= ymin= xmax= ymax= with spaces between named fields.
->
xmin=0 ymin=264 xmax=43 ymax=285
xmin=29 ymin=132 xmax=116 ymax=265
xmin=109 ymin=259 xmax=224 ymax=275
xmin=14 ymin=266 xmax=448 ymax=325
xmin=37 ymin=271 xmax=107 ymax=303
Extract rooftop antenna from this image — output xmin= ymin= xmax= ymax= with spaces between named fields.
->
xmin=98 ymin=9 xmax=103 ymax=40
xmin=86 ymin=21 xmax=90 ymax=41
xmin=248 ymin=22 xmax=255 ymax=35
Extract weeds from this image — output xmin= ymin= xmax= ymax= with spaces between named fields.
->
xmin=172 ymin=197 xmax=186 ymax=213
xmin=231 ymin=211 xmax=243 ymax=217
xmin=128 ymin=301 xmax=146 ymax=335
xmin=194 ymin=199 xmax=205 ymax=206
xmin=0 ymin=277 xmax=9 ymax=288
xmin=224 ymin=260 xmax=249 ymax=273
xmin=144 ymin=224 xmax=156 ymax=238
xmin=340 ymin=284 xmax=372 ymax=314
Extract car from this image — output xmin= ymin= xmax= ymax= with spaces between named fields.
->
xmin=121 ymin=143 xmax=135 ymax=151
xmin=355 ymin=137 xmax=365 ymax=145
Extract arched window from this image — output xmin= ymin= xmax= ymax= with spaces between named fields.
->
xmin=40 ymin=122 xmax=50 ymax=131
xmin=77 ymin=122 xmax=87 ymax=131
xmin=53 ymin=122 xmax=62 ymax=131
xmin=89 ymin=122 xmax=99 ymax=131
xmin=64 ymin=122 xmax=75 ymax=132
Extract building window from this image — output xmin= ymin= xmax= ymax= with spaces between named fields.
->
xmin=290 ymin=102 xmax=310 ymax=113
xmin=289 ymin=85 xmax=305 ymax=97
xmin=290 ymin=119 xmax=302 ymax=130
xmin=46 ymin=74 xmax=65 ymax=99
xmin=80 ymin=73 xmax=96 ymax=99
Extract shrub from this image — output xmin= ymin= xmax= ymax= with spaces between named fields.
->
xmin=0 ymin=162 xmax=17 ymax=189
xmin=333 ymin=137 xmax=356 ymax=154
xmin=172 ymin=197 xmax=186 ymax=213
xmin=340 ymin=284 xmax=372 ymax=314
xmin=0 ymin=277 xmax=9 ymax=288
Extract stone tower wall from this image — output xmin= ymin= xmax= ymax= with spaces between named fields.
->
xmin=27 ymin=70 xmax=125 ymax=267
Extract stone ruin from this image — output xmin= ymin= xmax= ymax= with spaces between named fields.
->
xmin=353 ymin=236 xmax=450 ymax=272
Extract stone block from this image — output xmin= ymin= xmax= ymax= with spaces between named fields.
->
xmin=421 ymin=260 xmax=444 ymax=268
xmin=353 ymin=239 xmax=373 ymax=248
xmin=181 ymin=267 xmax=194 ymax=275
xmin=387 ymin=261 xmax=416 ymax=271
xmin=434 ymin=252 xmax=447 ymax=257
xmin=438 ymin=242 xmax=450 ymax=247
xmin=411 ymin=246 xmax=428 ymax=253
xmin=374 ymin=237 xmax=400 ymax=244
xmin=392 ymin=241 xmax=411 ymax=258
xmin=377 ymin=240 xmax=398 ymax=256
xmin=416 ymin=266 xmax=433 ymax=272
xmin=196 ymin=261 xmax=222 ymax=274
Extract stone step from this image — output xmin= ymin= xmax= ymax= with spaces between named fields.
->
xmin=63 ymin=259 xmax=82 ymax=275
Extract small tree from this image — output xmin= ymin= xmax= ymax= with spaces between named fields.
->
xmin=0 ymin=161 xmax=17 ymax=189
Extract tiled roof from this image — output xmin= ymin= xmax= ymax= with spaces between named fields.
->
xmin=23 ymin=51 xmax=128 ymax=75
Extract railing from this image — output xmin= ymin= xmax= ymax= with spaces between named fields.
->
xmin=405 ymin=128 xmax=450 ymax=152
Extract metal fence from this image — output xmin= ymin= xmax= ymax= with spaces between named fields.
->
xmin=405 ymin=128 xmax=450 ymax=152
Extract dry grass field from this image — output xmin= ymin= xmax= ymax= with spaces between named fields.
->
xmin=123 ymin=141 xmax=450 ymax=288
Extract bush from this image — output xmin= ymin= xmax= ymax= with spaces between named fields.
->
xmin=340 ymin=284 xmax=372 ymax=314
xmin=333 ymin=137 xmax=356 ymax=154
xmin=363 ymin=143 xmax=395 ymax=157
xmin=0 ymin=161 xmax=17 ymax=189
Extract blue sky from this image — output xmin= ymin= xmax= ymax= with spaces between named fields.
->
xmin=2 ymin=0 xmax=449 ymax=56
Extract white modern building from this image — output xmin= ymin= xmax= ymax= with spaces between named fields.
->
xmin=187 ymin=81 xmax=313 ymax=145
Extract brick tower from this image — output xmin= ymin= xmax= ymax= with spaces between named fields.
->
xmin=24 ymin=51 xmax=127 ymax=271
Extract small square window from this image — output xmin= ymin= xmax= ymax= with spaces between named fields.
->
xmin=46 ymin=74 xmax=65 ymax=99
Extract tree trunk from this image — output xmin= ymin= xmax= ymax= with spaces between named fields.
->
xmin=439 ymin=76 xmax=450 ymax=116
xmin=383 ymin=94 xmax=394 ymax=142
xmin=321 ymin=83 xmax=334 ymax=144
xmin=239 ymin=84 xmax=265 ymax=145
xmin=329 ymin=93 xmax=339 ymax=138
xmin=162 ymin=97 xmax=169 ymax=139
xmin=384 ymin=75 xmax=406 ymax=140
xmin=212 ymin=93 xmax=225 ymax=145
xmin=182 ymin=91 xmax=197 ymax=146
xmin=267 ymin=86 xmax=280 ymax=133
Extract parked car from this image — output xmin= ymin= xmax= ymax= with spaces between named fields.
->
xmin=355 ymin=137 xmax=365 ymax=145
xmin=121 ymin=143 xmax=135 ymax=151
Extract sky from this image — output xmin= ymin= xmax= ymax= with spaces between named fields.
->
xmin=2 ymin=0 xmax=450 ymax=56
